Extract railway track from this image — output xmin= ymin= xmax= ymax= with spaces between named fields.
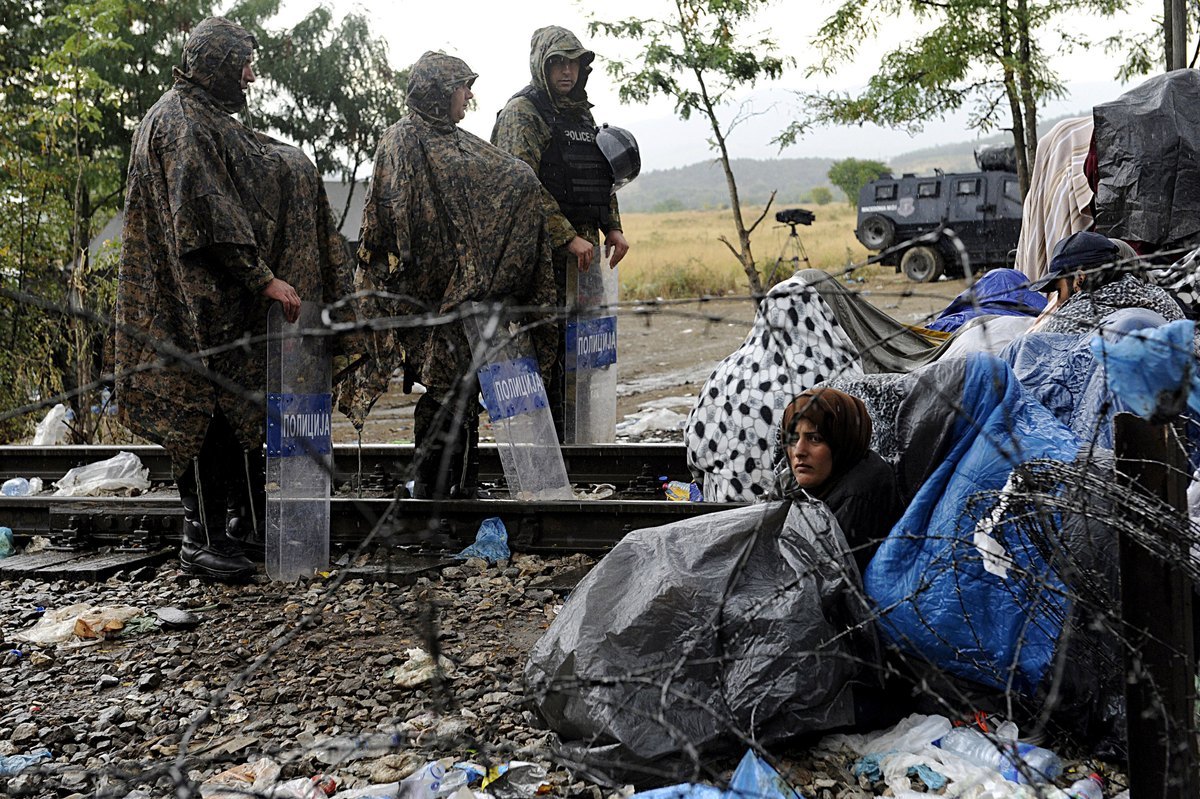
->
xmin=0 ymin=443 xmax=741 ymax=580
xmin=1 ymin=443 xmax=689 ymax=487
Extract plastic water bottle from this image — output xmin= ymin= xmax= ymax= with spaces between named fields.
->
xmin=937 ymin=726 xmax=1063 ymax=784
xmin=397 ymin=761 xmax=445 ymax=799
xmin=1065 ymin=773 xmax=1104 ymax=799
xmin=2 ymin=478 xmax=31 ymax=497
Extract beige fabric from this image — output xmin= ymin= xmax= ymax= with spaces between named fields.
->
xmin=1015 ymin=116 xmax=1095 ymax=282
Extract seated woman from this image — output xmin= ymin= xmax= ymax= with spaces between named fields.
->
xmin=1028 ymin=231 xmax=1189 ymax=342
xmin=685 ymin=273 xmax=862 ymax=502
xmin=772 ymin=387 xmax=905 ymax=573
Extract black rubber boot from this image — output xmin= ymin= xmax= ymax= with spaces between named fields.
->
xmin=412 ymin=391 xmax=452 ymax=499
xmin=178 ymin=461 xmax=255 ymax=582
xmin=449 ymin=411 xmax=480 ymax=500
xmin=412 ymin=390 xmax=480 ymax=499
xmin=223 ymin=451 xmax=265 ymax=560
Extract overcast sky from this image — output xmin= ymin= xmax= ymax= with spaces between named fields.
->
xmin=272 ymin=0 xmax=1162 ymax=172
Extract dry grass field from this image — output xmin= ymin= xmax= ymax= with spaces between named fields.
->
xmin=615 ymin=203 xmax=876 ymax=299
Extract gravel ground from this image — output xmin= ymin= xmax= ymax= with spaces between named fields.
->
xmin=0 ymin=553 xmax=878 ymax=799
xmin=0 ymin=277 xmax=1124 ymax=798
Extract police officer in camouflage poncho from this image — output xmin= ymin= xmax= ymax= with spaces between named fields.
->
xmin=114 ymin=17 xmax=356 ymax=581
xmin=353 ymin=52 xmax=556 ymax=499
xmin=491 ymin=26 xmax=631 ymax=437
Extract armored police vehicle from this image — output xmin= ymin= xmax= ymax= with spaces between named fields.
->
xmin=855 ymin=152 xmax=1023 ymax=282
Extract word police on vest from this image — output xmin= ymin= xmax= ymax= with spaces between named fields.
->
xmin=564 ymin=129 xmax=595 ymax=143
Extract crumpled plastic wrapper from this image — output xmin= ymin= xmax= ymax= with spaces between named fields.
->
xmin=13 ymin=603 xmax=143 ymax=645
xmin=53 ymin=450 xmax=150 ymax=497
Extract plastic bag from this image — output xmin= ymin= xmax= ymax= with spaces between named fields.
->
xmin=389 ymin=648 xmax=454 ymax=688
xmin=201 ymin=757 xmax=326 ymax=799
xmin=0 ymin=527 xmax=13 ymax=559
xmin=32 ymin=403 xmax=69 ymax=445
xmin=53 ymin=450 xmax=150 ymax=497
xmin=2 ymin=477 xmax=43 ymax=496
xmin=662 ymin=480 xmax=702 ymax=502
xmin=630 ymin=750 xmax=798 ymax=799
xmin=0 ymin=748 xmax=52 ymax=776
xmin=1094 ymin=69 xmax=1200 ymax=250
xmin=615 ymin=408 xmax=687 ymax=437
xmin=13 ymin=603 xmax=142 ymax=645
xmin=527 ymin=501 xmax=866 ymax=772
xmin=455 ymin=517 xmax=510 ymax=563
xmin=1091 ymin=319 xmax=1198 ymax=422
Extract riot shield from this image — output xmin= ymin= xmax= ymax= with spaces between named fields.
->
xmin=265 ymin=302 xmax=331 ymax=580
xmin=564 ymin=246 xmax=618 ymax=443
xmin=464 ymin=304 xmax=572 ymax=500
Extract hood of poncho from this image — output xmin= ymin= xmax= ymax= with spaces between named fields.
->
xmin=406 ymin=51 xmax=478 ymax=131
xmin=172 ymin=17 xmax=256 ymax=113
xmin=529 ymin=25 xmax=594 ymax=112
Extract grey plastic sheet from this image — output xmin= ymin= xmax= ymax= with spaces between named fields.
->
xmin=525 ymin=500 xmax=871 ymax=769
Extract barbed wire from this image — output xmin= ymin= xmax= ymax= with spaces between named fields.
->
xmin=3 ymin=244 xmax=1200 ymax=798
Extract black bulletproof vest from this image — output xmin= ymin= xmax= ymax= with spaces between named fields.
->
xmin=517 ymin=86 xmax=613 ymax=228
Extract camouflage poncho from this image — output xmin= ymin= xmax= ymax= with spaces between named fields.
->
xmin=491 ymin=26 xmax=621 ymax=252
xmin=352 ymin=51 xmax=556 ymax=417
xmin=114 ymin=17 xmax=354 ymax=471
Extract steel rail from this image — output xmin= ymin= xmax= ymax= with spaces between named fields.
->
xmin=0 ymin=494 xmax=739 ymax=555
xmin=0 ymin=443 xmax=689 ymax=487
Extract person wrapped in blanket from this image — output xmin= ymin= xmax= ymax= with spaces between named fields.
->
xmin=685 ymin=274 xmax=863 ymax=502
xmin=1008 ymin=230 xmax=1200 ymax=464
xmin=770 ymin=388 xmax=904 ymax=574
xmin=1028 ymin=231 xmax=1191 ymax=346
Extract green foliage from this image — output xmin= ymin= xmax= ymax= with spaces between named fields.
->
xmin=827 ymin=158 xmax=891 ymax=205
xmin=591 ymin=0 xmax=793 ymax=295
xmin=590 ymin=0 xmax=788 ymax=122
xmin=251 ymin=6 xmax=407 ymax=227
xmin=0 ymin=1 xmax=400 ymax=441
xmin=783 ymin=0 xmax=1127 ymax=160
xmin=809 ymin=186 xmax=833 ymax=205
xmin=1107 ymin=4 xmax=1200 ymax=80
xmin=0 ymin=0 xmax=135 ymax=440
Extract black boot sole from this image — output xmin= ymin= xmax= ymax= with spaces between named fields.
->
xmin=180 ymin=561 xmax=256 ymax=583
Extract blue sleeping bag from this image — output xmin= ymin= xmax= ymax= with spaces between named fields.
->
xmin=864 ymin=354 xmax=1080 ymax=694
xmin=926 ymin=268 xmax=1047 ymax=333
xmin=1002 ymin=309 xmax=1175 ymax=454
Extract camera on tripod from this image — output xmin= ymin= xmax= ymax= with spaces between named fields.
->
xmin=775 ymin=207 xmax=815 ymax=226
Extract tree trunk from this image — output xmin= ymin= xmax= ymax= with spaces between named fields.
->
xmin=998 ymin=0 xmax=1031 ymax=196
xmin=66 ymin=66 xmax=94 ymax=441
xmin=1015 ymin=0 xmax=1039 ymax=173
xmin=1171 ymin=0 xmax=1188 ymax=70
xmin=694 ymin=68 xmax=763 ymax=298
xmin=338 ymin=155 xmax=362 ymax=234
xmin=1165 ymin=0 xmax=1176 ymax=70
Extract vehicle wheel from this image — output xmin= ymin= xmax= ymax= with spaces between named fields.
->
xmin=901 ymin=245 xmax=944 ymax=282
xmin=856 ymin=214 xmax=895 ymax=250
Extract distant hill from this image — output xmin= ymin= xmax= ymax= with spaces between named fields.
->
xmin=621 ymin=113 xmax=1089 ymax=212
xmin=618 ymin=157 xmax=840 ymax=212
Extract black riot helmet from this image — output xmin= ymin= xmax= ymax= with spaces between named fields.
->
xmin=596 ymin=124 xmax=640 ymax=192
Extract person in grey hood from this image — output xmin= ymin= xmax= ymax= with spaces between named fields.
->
xmin=492 ymin=26 xmax=630 ymax=437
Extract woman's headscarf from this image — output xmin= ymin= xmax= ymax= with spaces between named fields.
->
xmin=173 ymin=17 xmax=257 ymax=113
xmin=406 ymin=51 xmax=478 ymax=131
xmin=780 ymin=387 xmax=872 ymax=496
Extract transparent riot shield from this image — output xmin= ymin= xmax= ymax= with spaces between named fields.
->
xmin=565 ymin=246 xmax=618 ymax=443
xmin=265 ymin=302 xmax=331 ymax=580
xmin=464 ymin=304 xmax=572 ymax=500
